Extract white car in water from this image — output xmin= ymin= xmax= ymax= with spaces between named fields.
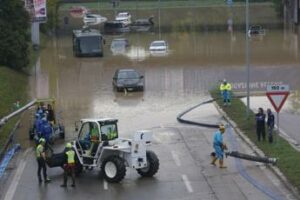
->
xmin=149 ymin=40 xmax=168 ymax=55
xmin=115 ymin=12 xmax=132 ymax=26
xmin=83 ymin=13 xmax=107 ymax=25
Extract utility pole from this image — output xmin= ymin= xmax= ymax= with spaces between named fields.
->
xmin=245 ymin=0 xmax=250 ymax=118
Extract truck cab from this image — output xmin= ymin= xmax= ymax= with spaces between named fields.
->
xmin=75 ymin=118 xmax=118 ymax=166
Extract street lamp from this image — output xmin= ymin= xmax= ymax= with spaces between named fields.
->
xmin=245 ymin=0 xmax=250 ymax=118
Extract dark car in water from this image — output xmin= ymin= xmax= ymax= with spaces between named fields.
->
xmin=112 ymin=69 xmax=144 ymax=92
xmin=103 ymin=21 xmax=130 ymax=34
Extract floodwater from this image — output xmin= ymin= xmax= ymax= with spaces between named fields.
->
xmin=30 ymin=6 xmax=300 ymax=138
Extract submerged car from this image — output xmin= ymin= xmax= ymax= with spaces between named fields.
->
xmin=110 ymin=38 xmax=129 ymax=55
xmin=248 ymin=25 xmax=266 ymax=37
xmin=149 ymin=40 xmax=168 ymax=52
xmin=112 ymin=69 xmax=144 ymax=92
xmin=115 ymin=12 xmax=132 ymax=26
xmin=72 ymin=28 xmax=105 ymax=57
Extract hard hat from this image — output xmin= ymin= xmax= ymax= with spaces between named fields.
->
xmin=66 ymin=143 xmax=72 ymax=148
xmin=39 ymin=138 xmax=46 ymax=143
xmin=223 ymin=79 xmax=227 ymax=83
xmin=219 ymin=124 xmax=225 ymax=131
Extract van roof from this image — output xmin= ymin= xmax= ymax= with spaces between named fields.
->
xmin=73 ymin=28 xmax=102 ymax=37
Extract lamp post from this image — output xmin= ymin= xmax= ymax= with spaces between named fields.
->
xmin=245 ymin=0 xmax=250 ymax=118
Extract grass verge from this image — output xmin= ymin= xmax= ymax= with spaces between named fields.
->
xmin=210 ymin=89 xmax=300 ymax=191
xmin=0 ymin=67 xmax=29 ymax=149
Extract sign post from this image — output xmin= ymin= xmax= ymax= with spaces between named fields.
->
xmin=266 ymin=84 xmax=290 ymax=143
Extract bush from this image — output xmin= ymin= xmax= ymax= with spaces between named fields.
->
xmin=0 ymin=0 xmax=30 ymax=70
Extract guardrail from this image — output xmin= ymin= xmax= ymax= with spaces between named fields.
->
xmin=0 ymin=100 xmax=37 ymax=161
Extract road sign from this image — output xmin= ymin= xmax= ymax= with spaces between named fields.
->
xmin=266 ymin=84 xmax=290 ymax=113
xmin=267 ymin=84 xmax=289 ymax=92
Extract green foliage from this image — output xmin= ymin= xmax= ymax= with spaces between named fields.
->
xmin=211 ymin=88 xmax=300 ymax=190
xmin=40 ymin=0 xmax=60 ymax=34
xmin=0 ymin=0 xmax=30 ymax=69
xmin=0 ymin=66 xmax=28 ymax=148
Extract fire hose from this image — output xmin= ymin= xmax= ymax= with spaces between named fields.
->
xmin=225 ymin=150 xmax=277 ymax=165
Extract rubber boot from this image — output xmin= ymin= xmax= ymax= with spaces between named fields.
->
xmin=219 ymin=160 xmax=227 ymax=169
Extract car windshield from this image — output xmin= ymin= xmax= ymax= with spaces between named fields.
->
xmin=118 ymin=71 xmax=139 ymax=79
xmin=151 ymin=42 xmax=165 ymax=47
xmin=78 ymin=36 xmax=101 ymax=53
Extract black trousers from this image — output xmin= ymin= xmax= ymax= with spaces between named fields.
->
xmin=63 ymin=165 xmax=75 ymax=185
xmin=256 ymin=125 xmax=266 ymax=141
xmin=37 ymin=158 xmax=47 ymax=181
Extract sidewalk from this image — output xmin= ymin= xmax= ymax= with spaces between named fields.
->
xmin=241 ymin=96 xmax=300 ymax=150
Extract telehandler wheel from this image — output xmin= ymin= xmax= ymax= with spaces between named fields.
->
xmin=137 ymin=150 xmax=159 ymax=177
xmin=101 ymin=156 xmax=126 ymax=183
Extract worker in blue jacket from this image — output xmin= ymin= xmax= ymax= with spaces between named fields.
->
xmin=211 ymin=125 xmax=228 ymax=168
xmin=40 ymin=118 xmax=53 ymax=145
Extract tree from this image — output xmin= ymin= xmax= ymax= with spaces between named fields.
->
xmin=0 ymin=0 xmax=30 ymax=70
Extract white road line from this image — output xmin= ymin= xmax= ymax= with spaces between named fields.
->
xmin=103 ymin=180 xmax=108 ymax=190
xmin=171 ymin=151 xmax=181 ymax=167
xmin=4 ymin=149 xmax=30 ymax=200
xmin=181 ymin=174 xmax=193 ymax=193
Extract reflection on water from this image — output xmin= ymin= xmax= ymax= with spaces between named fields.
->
xmin=125 ymin=45 xmax=150 ymax=61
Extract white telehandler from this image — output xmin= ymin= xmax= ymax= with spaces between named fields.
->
xmin=46 ymin=118 xmax=159 ymax=183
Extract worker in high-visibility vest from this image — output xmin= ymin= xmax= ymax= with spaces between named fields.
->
xmin=220 ymin=79 xmax=232 ymax=106
xmin=36 ymin=138 xmax=51 ymax=183
xmin=61 ymin=143 xmax=76 ymax=187
xmin=107 ymin=127 xmax=117 ymax=140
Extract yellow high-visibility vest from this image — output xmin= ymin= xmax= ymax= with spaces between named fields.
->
xmin=220 ymin=83 xmax=232 ymax=91
xmin=66 ymin=150 xmax=75 ymax=164
xmin=107 ymin=131 xmax=117 ymax=140
xmin=36 ymin=144 xmax=44 ymax=158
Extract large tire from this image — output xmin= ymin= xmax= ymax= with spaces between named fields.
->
xmin=137 ymin=150 xmax=159 ymax=177
xmin=101 ymin=156 xmax=126 ymax=183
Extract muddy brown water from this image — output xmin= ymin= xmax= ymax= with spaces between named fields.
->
xmin=21 ymin=7 xmax=300 ymax=146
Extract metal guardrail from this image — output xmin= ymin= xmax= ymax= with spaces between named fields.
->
xmin=0 ymin=100 xmax=37 ymax=161
xmin=0 ymin=121 xmax=20 ymax=162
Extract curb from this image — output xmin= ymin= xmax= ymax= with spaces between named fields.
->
xmin=213 ymin=101 xmax=300 ymax=199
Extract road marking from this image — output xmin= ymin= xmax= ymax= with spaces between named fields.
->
xmin=103 ymin=180 xmax=108 ymax=190
xmin=181 ymin=174 xmax=193 ymax=193
xmin=4 ymin=149 xmax=30 ymax=200
xmin=171 ymin=151 xmax=181 ymax=167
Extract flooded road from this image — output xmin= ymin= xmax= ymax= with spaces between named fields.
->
xmin=34 ymin=9 xmax=300 ymax=136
